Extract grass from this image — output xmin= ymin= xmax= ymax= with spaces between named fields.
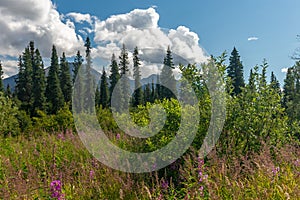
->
xmin=0 ymin=130 xmax=299 ymax=199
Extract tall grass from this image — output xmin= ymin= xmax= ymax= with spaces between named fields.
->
xmin=0 ymin=131 xmax=299 ymax=199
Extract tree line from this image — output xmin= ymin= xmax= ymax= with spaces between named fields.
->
xmin=0 ymin=39 xmax=299 ymax=128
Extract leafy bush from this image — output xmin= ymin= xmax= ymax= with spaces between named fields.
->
xmin=0 ymin=93 xmax=20 ymax=136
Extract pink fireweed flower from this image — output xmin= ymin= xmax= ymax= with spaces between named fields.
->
xmin=116 ymin=133 xmax=121 ymax=140
xmin=50 ymin=180 xmax=64 ymax=199
xmin=89 ymin=170 xmax=94 ymax=179
xmin=161 ymin=180 xmax=169 ymax=190
xmin=272 ymin=166 xmax=280 ymax=177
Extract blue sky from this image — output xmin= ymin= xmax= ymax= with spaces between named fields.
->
xmin=1 ymin=0 xmax=300 ymax=83
xmin=51 ymin=0 xmax=300 ymax=83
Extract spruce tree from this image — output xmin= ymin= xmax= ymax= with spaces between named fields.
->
xmin=95 ymin=85 xmax=100 ymax=107
xmin=132 ymin=46 xmax=143 ymax=106
xmin=248 ymin=69 xmax=256 ymax=92
xmin=155 ymin=74 xmax=161 ymax=100
xmin=119 ymin=44 xmax=131 ymax=111
xmin=15 ymin=56 xmax=26 ymax=102
xmin=46 ymin=45 xmax=64 ymax=114
xmin=227 ymin=47 xmax=245 ymax=95
xmin=160 ymin=46 xmax=177 ymax=99
xmin=73 ymin=51 xmax=84 ymax=113
xmin=144 ymin=83 xmax=151 ymax=104
xmin=73 ymin=51 xmax=83 ymax=84
xmin=83 ymin=37 xmax=95 ymax=113
xmin=0 ymin=61 xmax=3 ymax=93
xmin=60 ymin=52 xmax=72 ymax=104
xmin=283 ymin=67 xmax=294 ymax=110
xmin=22 ymin=47 xmax=33 ymax=112
xmin=109 ymin=54 xmax=122 ymax=110
xmin=32 ymin=49 xmax=46 ymax=114
xmin=100 ymin=68 xmax=109 ymax=108
xmin=5 ymin=84 xmax=11 ymax=98
xmin=270 ymin=71 xmax=281 ymax=95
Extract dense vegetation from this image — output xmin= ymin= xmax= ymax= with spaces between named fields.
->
xmin=0 ymin=38 xmax=299 ymax=199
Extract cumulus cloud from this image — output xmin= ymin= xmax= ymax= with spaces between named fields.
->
xmin=66 ymin=12 xmax=94 ymax=25
xmin=281 ymin=67 xmax=289 ymax=73
xmin=93 ymin=7 xmax=208 ymax=73
xmin=248 ymin=37 xmax=259 ymax=41
xmin=1 ymin=59 xmax=18 ymax=78
xmin=0 ymin=0 xmax=84 ymax=58
xmin=0 ymin=5 xmax=208 ymax=78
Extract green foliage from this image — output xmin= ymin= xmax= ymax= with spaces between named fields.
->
xmin=60 ymin=52 xmax=72 ymax=104
xmin=119 ymin=44 xmax=131 ymax=111
xmin=33 ymin=104 xmax=74 ymax=132
xmin=221 ymin=63 xmax=288 ymax=155
xmin=46 ymin=45 xmax=64 ymax=114
xmin=227 ymin=47 xmax=245 ymax=96
xmin=161 ymin=46 xmax=177 ymax=99
xmin=32 ymin=49 xmax=46 ymax=115
xmin=99 ymin=68 xmax=109 ymax=108
xmin=132 ymin=46 xmax=143 ymax=106
xmin=73 ymin=51 xmax=84 ymax=113
xmin=83 ymin=37 xmax=95 ymax=113
xmin=0 ymin=93 xmax=20 ymax=136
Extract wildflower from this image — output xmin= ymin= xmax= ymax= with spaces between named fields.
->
xmin=89 ymin=170 xmax=94 ymax=179
xmin=57 ymin=133 xmax=65 ymax=141
xmin=161 ymin=180 xmax=169 ymax=190
xmin=294 ymin=159 xmax=299 ymax=167
xmin=116 ymin=133 xmax=121 ymax=140
xmin=271 ymin=166 xmax=280 ymax=176
xmin=50 ymin=180 xmax=64 ymax=200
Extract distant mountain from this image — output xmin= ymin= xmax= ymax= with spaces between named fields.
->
xmin=3 ymin=63 xmax=101 ymax=92
xmin=3 ymin=64 xmax=161 ymax=92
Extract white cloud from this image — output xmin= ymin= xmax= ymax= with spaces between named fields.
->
xmin=0 ymin=5 xmax=208 ymax=78
xmin=1 ymin=59 xmax=18 ymax=78
xmin=93 ymin=7 xmax=208 ymax=76
xmin=248 ymin=37 xmax=259 ymax=41
xmin=66 ymin=12 xmax=94 ymax=25
xmin=281 ymin=67 xmax=288 ymax=73
xmin=0 ymin=0 xmax=84 ymax=58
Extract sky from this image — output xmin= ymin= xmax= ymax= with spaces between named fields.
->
xmin=1 ymin=0 xmax=300 ymax=84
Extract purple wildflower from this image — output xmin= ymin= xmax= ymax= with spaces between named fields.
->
xmin=116 ymin=133 xmax=121 ymax=140
xmin=89 ymin=170 xmax=94 ymax=179
xmin=50 ymin=180 xmax=64 ymax=199
xmin=161 ymin=180 xmax=169 ymax=190
xmin=272 ymin=166 xmax=280 ymax=177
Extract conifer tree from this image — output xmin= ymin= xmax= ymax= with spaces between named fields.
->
xmin=95 ymin=85 xmax=100 ymax=107
xmin=270 ymin=71 xmax=281 ymax=95
xmin=144 ymin=83 xmax=151 ymax=104
xmin=160 ymin=46 xmax=177 ymax=99
xmin=227 ymin=47 xmax=245 ymax=95
xmin=109 ymin=54 xmax=121 ymax=109
xmin=32 ymin=49 xmax=46 ymax=113
xmin=22 ymin=47 xmax=33 ymax=112
xmin=283 ymin=67 xmax=295 ymax=110
xmin=100 ymin=68 xmax=109 ymax=108
xmin=5 ymin=84 xmax=11 ymax=98
xmin=155 ymin=74 xmax=161 ymax=100
xmin=73 ymin=51 xmax=84 ymax=113
xmin=119 ymin=44 xmax=131 ymax=110
xmin=151 ymin=78 xmax=156 ymax=103
xmin=73 ymin=51 xmax=83 ymax=84
xmin=248 ymin=69 xmax=256 ymax=92
xmin=60 ymin=52 xmax=72 ymax=103
xmin=46 ymin=45 xmax=64 ymax=114
xmin=0 ymin=61 xmax=3 ymax=93
xmin=15 ymin=56 xmax=26 ymax=102
xmin=132 ymin=46 xmax=143 ymax=106
xmin=83 ymin=37 xmax=95 ymax=113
